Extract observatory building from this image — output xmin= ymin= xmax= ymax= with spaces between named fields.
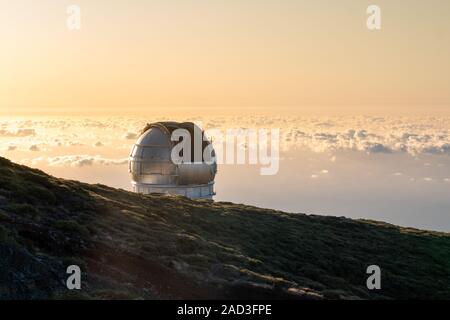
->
xmin=129 ymin=122 xmax=217 ymax=199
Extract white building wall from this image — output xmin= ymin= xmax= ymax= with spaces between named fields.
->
xmin=132 ymin=182 xmax=215 ymax=200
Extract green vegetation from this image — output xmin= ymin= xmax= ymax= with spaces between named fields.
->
xmin=0 ymin=156 xmax=449 ymax=300
xmin=54 ymin=220 xmax=90 ymax=237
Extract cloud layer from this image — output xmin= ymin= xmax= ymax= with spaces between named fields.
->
xmin=29 ymin=155 xmax=129 ymax=167
xmin=2 ymin=116 xmax=450 ymax=168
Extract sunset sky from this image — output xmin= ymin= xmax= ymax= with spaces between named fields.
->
xmin=1 ymin=0 xmax=450 ymax=116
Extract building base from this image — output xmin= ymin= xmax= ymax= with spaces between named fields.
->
xmin=132 ymin=181 xmax=215 ymax=200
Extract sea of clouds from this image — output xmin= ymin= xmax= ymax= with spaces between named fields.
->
xmin=2 ymin=115 xmax=450 ymax=231
xmin=1 ymin=115 xmax=450 ymax=167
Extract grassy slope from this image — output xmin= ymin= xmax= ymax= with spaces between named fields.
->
xmin=0 ymin=156 xmax=449 ymax=300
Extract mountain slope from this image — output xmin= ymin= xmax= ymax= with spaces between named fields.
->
xmin=0 ymin=156 xmax=449 ymax=300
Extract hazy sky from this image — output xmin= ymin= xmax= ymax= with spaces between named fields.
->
xmin=1 ymin=0 xmax=450 ymax=115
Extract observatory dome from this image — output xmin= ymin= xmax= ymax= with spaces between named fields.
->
xmin=129 ymin=122 xmax=217 ymax=199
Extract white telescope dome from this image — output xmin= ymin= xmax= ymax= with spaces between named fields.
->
xmin=129 ymin=122 xmax=217 ymax=199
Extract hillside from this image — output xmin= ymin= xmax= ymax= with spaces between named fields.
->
xmin=0 ymin=156 xmax=449 ymax=300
